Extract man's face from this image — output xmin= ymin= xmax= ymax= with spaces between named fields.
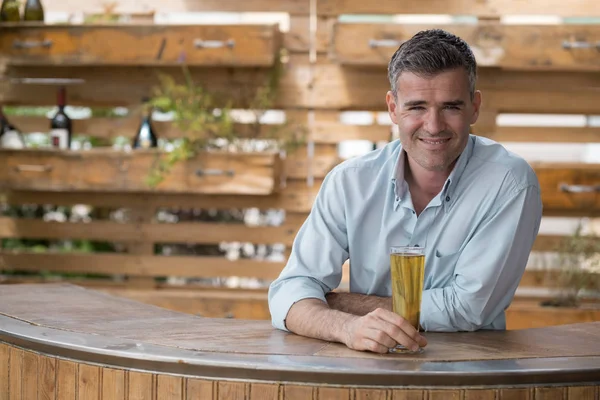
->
xmin=386 ymin=68 xmax=481 ymax=173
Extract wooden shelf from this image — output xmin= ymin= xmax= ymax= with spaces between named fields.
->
xmin=0 ymin=23 xmax=282 ymax=67
xmin=331 ymin=22 xmax=600 ymax=71
xmin=0 ymin=148 xmax=283 ymax=195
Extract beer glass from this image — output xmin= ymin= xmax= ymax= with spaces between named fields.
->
xmin=389 ymin=246 xmax=425 ymax=353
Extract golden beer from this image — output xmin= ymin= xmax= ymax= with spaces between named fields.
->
xmin=389 ymin=246 xmax=425 ymax=353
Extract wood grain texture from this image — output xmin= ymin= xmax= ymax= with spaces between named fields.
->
xmin=39 ymin=356 xmax=56 ymax=400
xmin=0 ymin=344 xmax=8 ymax=400
xmin=22 ymin=351 xmax=38 ymax=400
xmin=392 ymin=390 xmax=424 ymax=400
xmin=128 ymin=372 xmax=154 ymax=400
xmin=465 ymin=390 xmax=498 ymax=400
xmin=355 ymin=389 xmax=388 ymax=400
xmin=56 ymin=360 xmax=77 ymax=400
xmin=0 ymin=149 xmax=282 ymax=196
xmin=0 ymin=24 xmax=280 ymax=67
xmin=78 ymin=364 xmax=100 ymax=400
xmin=218 ymin=382 xmax=247 ymax=400
xmin=186 ymin=380 xmax=214 ymax=399
xmin=534 ymin=387 xmax=565 ymax=400
xmin=567 ymin=386 xmax=597 ymax=400
xmin=429 ymin=390 xmax=461 ymax=400
xmin=157 ymin=375 xmax=184 ymax=400
xmin=317 ymin=388 xmax=351 ymax=400
xmin=284 ymin=385 xmax=314 ymax=400
xmin=8 ymin=348 xmax=22 ymax=400
xmin=102 ymin=368 xmax=126 ymax=400
xmin=499 ymin=388 xmax=532 ymax=400
xmin=249 ymin=383 xmax=279 ymax=400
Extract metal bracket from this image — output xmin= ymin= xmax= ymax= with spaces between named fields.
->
xmin=559 ymin=183 xmax=600 ymax=193
xmin=12 ymin=39 xmax=53 ymax=49
xmin=196 ymin=169 xmax=235 ymax=177
xmin=194 ymin=39 xmax=235 ymax=49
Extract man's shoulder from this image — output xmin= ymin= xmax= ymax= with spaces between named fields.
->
xmin=469 ymin=135 xmax=540 ymax=190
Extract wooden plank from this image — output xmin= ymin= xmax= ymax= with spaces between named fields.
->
xmin=249 ymin=383 xmax=279 ymax=400
xmin=0 ymin=149 xmax=282 ymax=196
xmin=0 ymin=217 xmax=297 ymax=247
xmin=506 ymin=302 xmax=600 ymax=330
xmin=355 ymin=389 xmax=388 ymax=400
xmin=482 ymin=127 xmax=600 ymax=143
xmin=499 ymin=388 xmax=531 ymax=400
xmin=0 ymin=24 xmax=280 ymax=67
xmin=317 ymin=0 xmax=599 ymax=17
xmin=0 ymin=251 xmax=286 ymax=280
xmin=465 ymin=390 xmax=497 ymax=400
xmin=284 ymin=385 xmax=314 ymax=400
xmin=429 ymin=391 xmax=461 ymax=400
xmin=5 ymin=178 xmax=321 ymax=213
xmin=156 ymin=375 xmax=184 ymax=400
xmin=39 ymin=356 xmax=56 ymax=400
xmin=186 ymin=380 xmax=214 ymax=399
xmin=78 ymin=364 xmax=100 ymax=400
xmin=218 ymin=382 xmax=247 ymax=400
xmin=42 ymin=0 xmax=310 ymax=14
xmin=22 ymin=351 xmax=39 ymax=400
xmin=287 ymin=16 xmax=329 ymax=54
xmin=534 ymin=388 xmax=565 ymax=400
xmin=8 ymin=348 xmax=22 ymax=400
xmin=567 ymin=386 xmax=596 ymax=400
xmin=102 ymin=368 xmax=126 ymax=400
xmin=392 ymin=390 xmax=425 ymax=400
xmin=56 ymin=360 xmax=77 ymax=400
xmin=317 ymin=388 xmax=351 ymax=400
xmin=128 ymin=372 xmax=154 ymax=400
xmin=0 ymin=344 xmax=8 ymax=400
xmin=312 ymin=121 xmax=391 ymax=144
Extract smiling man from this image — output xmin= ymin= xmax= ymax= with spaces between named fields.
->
xmin=268 ymin=29 xmax=543 ymax=353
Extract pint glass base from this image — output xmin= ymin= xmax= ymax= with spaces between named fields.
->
xmin=388 ymin=344 xmax=424 ymax=354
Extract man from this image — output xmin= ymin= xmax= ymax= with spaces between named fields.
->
xmin=268 ymin=29 xmax=542 ymax=354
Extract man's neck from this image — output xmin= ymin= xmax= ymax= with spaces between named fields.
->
xmin=405 ymin=156 xmax=455 ymax=198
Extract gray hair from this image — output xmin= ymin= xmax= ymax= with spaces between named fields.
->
xmin=387 ymin=29 xmax=477 ymax=99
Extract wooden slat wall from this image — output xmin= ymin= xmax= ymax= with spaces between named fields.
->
xmin=0 ymin=0 xmax=599 ymax=327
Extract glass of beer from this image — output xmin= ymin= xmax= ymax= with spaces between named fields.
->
xmin=389 ymin=246 xmax=425 ymax=354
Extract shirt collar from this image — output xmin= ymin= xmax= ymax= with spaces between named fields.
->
xmin=390 ymin=135 xmax=474 ymax=209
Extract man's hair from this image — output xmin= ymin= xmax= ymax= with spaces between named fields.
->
xmin=387 ymin=29 xmax=477 ymax=99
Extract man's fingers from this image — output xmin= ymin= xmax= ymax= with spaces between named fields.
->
xmin=361 ymin=338 xmax=389 ymax=354
xmin=366 ymin=328 xmax=397 ymax=349
xmin=371 ymin=308 xmax=426 ymax=349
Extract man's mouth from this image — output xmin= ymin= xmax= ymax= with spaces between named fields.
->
xmin=419 ymin=138 xmax=451 ymax=145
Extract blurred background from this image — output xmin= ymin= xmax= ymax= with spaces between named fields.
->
xmin=0 ymin=0 xmax=599 ymax=329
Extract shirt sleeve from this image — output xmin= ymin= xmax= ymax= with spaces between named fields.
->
xmin=420 ymin=184 xmax=543 ymax=332
xmin=268 ymin=167 xmax=349 ymax=332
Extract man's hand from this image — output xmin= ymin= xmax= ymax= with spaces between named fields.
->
xmin=342 ymin=308 xmax=427 ymax=354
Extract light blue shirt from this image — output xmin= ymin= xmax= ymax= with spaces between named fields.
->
xmin=269 ymin=135 xmax=543 ymax=332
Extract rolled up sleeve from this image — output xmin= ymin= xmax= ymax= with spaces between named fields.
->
xmin=421 ymin=184 xmax=543 ymax=332
xmin=268 ymin=167 xmax=349 ymax=331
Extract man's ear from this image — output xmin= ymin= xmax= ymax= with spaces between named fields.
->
xmin=470 ymin=90 xmax=482 ymax=125
xmin=386 ymin=91 xmax=399 ymax=125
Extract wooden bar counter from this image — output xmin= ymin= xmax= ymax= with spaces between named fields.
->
xmin=0 ymin=284 xmax=598 ymax=399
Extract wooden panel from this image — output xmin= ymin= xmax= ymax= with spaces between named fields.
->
xmin=0 ymin=251 xmax=285 ymax=279
xmin=157 ymin=375 xmax=184 ymax=400
xmin=186 ymin=380 xmax=214 ymax=399
xmin=0 ymin=344 xmax=8 ymax=400
xmin=355 ymin=389 xmax=388 ymax=400
xmin=22 ymin=351 xmax=39 ymax=400
xmin=287 ymin=16 xmax=330 ymax=54
xmin=483 ymin=127 xmax=600 ymax=143
xmin=429 ymin=391 xmax=461 ymax=400
xmin=0 ymin=217 xmax=301 ymax=247
xmin=284 ymin=386 xmax=314 ymax=400
xmin=5 ymin=178 xmax=320 ymax=213
xmin=218 ymin=382 xmax=247 ymax=400
xmin=42 ymin=0 xmax=310 ymax=14
xmin=535 ymin=387 xmax=565 ymax=400
xmin=499 ymin=388 xmax=531 ymax=400
xmin=56 ymin=360 xmax=77 ymax=400
xmin=506 ymin=302 xmax=600 ymax=330
xmin=128 ymin=372 xmax=154 ymax=400
xmin=318 ymin=0 xmax=599 ymax=17
xmin=249 ymin=383 xmax=279 ymax=400
xmin=39 ymin=357 xmax=56 ymax=400
xmin=0 ymin=149 xmax=282 ymax=196
xmin=78 ymin=364 xmax=100 ymax=400
xmin=0 ymin=24 xmax=280 ymax=67
xmin=465 ymin=390 xmax=497 ymax=400
xmin=102 ymin=368 xmax=126 ymax=400
xmin=392 ymin=391 xmax=425 ymax=400
xmin=8 ymin=348 xmax=22 ymax=400
xmin=318 ymin=388 xmax=351 ymax=399
xmin=567 ymin=386 xmax=596 ymax=400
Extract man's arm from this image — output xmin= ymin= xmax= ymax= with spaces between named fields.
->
xmin=325 ymin=291 xmax=391 ymax=315
xmin=420 ymin=184 xmax=542 ymax=332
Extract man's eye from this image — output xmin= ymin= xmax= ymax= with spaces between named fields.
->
xmin=445 ymin=106 xmax=460 ymax=110
xmin=408 ymin=107 xmax=424 ymax=111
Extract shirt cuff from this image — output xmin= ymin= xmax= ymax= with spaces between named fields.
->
xmin=268 ymin=277 xmax=328 ymax=332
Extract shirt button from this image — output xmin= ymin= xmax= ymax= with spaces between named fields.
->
xmin=412 ymin=210 xmax=416 ymax=214
xmin=414 ymin=244 xmax=420 ymax=247
xmin=446 ymin=196 xmax=451 ymax=202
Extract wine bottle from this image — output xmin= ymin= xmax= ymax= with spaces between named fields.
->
xmin=0 ymin=0 xmax=21 ymax=22
xmin=132 ymin=98 xmax=158 ymax=149
xmin=50 ymin=86 xmax=72 ymax=150
xmin=0 ymin=107 xmax=26 ymax=149
xmin=23 ymin=0 xmax=44 ymax=21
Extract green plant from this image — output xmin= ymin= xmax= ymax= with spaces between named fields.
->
xmin=543 ymin=223 xmax=600 ymax=307
xmin=144 ymin=57 xmax=306 ymax=188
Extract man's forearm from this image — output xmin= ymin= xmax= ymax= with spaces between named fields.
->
xmin=326 ymin=292 xmax=392 ymax=315
xmin=285 ymin=298 xmax=357 ymax=344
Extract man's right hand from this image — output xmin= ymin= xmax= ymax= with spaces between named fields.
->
xmin=342 ymin=308 xmax=428 ymax=354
